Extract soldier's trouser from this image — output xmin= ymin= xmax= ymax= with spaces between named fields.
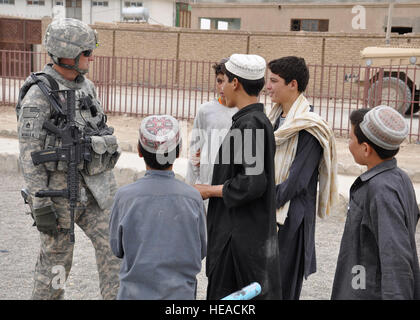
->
xmin=31 ymin=191 xmax=120 ymax=300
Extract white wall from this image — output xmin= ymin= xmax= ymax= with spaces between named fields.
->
xmin=0 ymin=0 xmax=53 ymax=19
xmin=0 ymin=0 xmax=175 ymax=26
xmin=89 ymin=0 xmax=120 ymax=24
xmin=92 ymin=0 xmax=121 ymax=23
xmin=81 ymin=0 xmax=90 ymax=24
xmin=52 ymin=2 xmax=65 ymax=20
xmin=143 ymin=0 xmax=174 ymax=26
xmin=78 ymin=0 xmax=176 ymax=26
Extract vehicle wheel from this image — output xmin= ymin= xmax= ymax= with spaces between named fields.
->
xmin=368 ymin=77 xmax=412 ymax=115
xmin=413 ymin=92 xmax=420 ymax=114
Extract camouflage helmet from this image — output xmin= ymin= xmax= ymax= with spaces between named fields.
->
xmin=44 ymin=18 xmax=98 ymax=74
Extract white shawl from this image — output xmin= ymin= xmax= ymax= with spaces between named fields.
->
xmin=267 ymin=94 xmax=339 ymax=225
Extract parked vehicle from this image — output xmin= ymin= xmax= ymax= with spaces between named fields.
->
xmin=359 ymin=46 xmax=420 ymax=115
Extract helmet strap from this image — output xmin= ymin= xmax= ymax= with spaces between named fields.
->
xmin=49 ymin=52 xmax=89 ymax=75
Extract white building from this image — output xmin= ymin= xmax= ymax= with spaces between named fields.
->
xmin=0 ymin=0 xmax=177 ymax=26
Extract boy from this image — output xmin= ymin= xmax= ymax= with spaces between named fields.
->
xmin=194 ymin=54 xmax=282 ymax=300
xmin=331 ymin=106 xmax=420 ymax=299
xmin=186 ymin=58 xmax=238 ymax=199
xmin=109 ymin=115 xmax=207 ymax=300
xmin=266 ymin=56 xmax=338 ymax=300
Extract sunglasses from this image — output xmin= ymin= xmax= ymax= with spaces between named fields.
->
xmin=82 ymin=50 xmax=93 ymax=57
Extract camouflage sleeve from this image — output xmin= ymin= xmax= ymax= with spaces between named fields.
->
xmin=17 ymin=85 xmax=52 ymax=209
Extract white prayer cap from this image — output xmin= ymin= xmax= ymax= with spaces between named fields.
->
xmin=360 ymin=105 xmax=408 ymax=150
xmin=139 ymin=115 xmax=181 ymax=154
xmin=225 ymin=54 xmax=266 ymax=80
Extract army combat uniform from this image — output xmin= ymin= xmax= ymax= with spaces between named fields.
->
xmin=17 ymin=63 xmax=121 ymax=300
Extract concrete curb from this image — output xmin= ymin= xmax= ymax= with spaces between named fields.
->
xmin=3 ymin=130 xmax=420 ymax=183
xmin=0 ymin=147 xmax=350 ymax=217
xmin=2 ymin=133 xmax=420 ymax=216
xmin=3 ymin=151 xmax=420 ymax=217
xmin=0 ymin=130 xmax=18 ymax=139
xmin=0 ymin=151 xmax=185 ymax=187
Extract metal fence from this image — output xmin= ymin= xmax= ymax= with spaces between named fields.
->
xmin=1 ymin=50 xmax=419 ymax=142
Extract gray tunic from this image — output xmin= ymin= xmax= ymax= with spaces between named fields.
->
xmin=109 ymin=170 xmax=207 ymax=300
xmin=186 ymin=99 xmax=238 ymax=186
xmin=331 ymin=159 xmax=420 ymax=299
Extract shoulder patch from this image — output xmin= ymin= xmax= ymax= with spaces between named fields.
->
xmin=22 ymin=107 xmax=40 ymax=118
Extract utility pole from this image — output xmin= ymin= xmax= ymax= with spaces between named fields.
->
xmin=385 ymin=1 xmax=394 ymax=45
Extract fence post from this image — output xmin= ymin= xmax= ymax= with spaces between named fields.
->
xmin=375 ymin=67 xmax=384 ymax=106
xmin=1 ymin=51 xmax=4 ymax=104
xmin=362 ymin=66 xmax=371 ymax=107
xmin=175 ymin=32 xmax=181 ymax=85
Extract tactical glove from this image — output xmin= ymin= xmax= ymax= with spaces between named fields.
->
xmin=33 ymin=205 xmax=58 ymax=237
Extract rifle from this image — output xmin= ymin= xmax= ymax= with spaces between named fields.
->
xmin=30 ymin=90 xmax=92 ymax=243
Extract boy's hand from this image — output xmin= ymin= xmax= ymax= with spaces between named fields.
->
xmin=194 ymin=184 xmax=211 ymax=200
xmin=193 ymin=184 xmax=223 ymax=200
xmin=190 ymin=149 xmax=201 ymax=167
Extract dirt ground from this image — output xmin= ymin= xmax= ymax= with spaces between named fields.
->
xmin=2 ymin=105 xmax=420 ymax=174
xmin=0 ymin=172 xmax=350 ymax=300
xmin=1 ymin=104 xmax=420 ymax=301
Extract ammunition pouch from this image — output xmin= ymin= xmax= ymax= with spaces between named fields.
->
xmin=33 ymin=205 xmax=58 ymax=236
xmin=43 ymin=134 xmax=58 ymax=172
xmin=84 ymin=135 xmax=121 ymax=176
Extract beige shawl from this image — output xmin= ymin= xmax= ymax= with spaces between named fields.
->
xmin=267 ymin=94 xmax=339 ymax=225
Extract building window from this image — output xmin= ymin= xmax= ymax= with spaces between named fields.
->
xmin=27 ymin=0 xmax=45 ymax=5
xmin=291 ymin=19 xmax=329 ymax=32
xmin=93 ymin=1 xmax=108 ymax=6
xmin=385 ymin=26 xmax=413 ymax=35
xmin=199 ymin=18 xmax=241 ymax=30
xmin=0 ymin=0 xmax=15 ymax=4
xmin=217 ymin=21 xmax=228 ymax=31
xmin=124 ymin=1 xmax=142 ymax=7
xmin=55 ymin=1 xmax=63 ymax=5
xmin=66 ymin=0 xmax=81 ymax=8
xmin=200 ymin=18 xmax=210 ymax=30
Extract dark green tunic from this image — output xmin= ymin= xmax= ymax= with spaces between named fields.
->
xmin=275 ymin=130 xmax=323 ymax=300
xmin=206 ymin=103 xmax=282 ymax=300
xmin=332 ymin=159 xmax=420 ymax=300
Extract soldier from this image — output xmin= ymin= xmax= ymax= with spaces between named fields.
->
xmin=16 ymin=18 xmax=120 ymax=300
